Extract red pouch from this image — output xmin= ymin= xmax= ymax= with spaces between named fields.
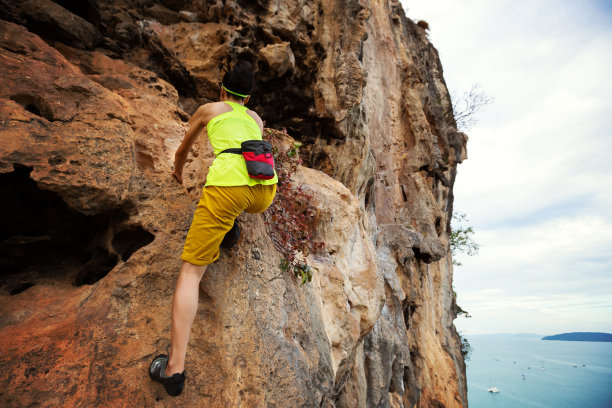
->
xmin=220 ymin=140 xmax=275 ymax=180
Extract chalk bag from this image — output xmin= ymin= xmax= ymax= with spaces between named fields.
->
xmin=220 ymin=140 xmax=275 ymax=180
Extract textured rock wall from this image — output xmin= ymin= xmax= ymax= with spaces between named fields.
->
xmin=0 ymin=1 xmax=468 ymax=407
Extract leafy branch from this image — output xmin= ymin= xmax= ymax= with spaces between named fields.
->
xmin=459 ymin=333 xmax=472 ymax=361
xmin=449 ymin=212 xmax=479 ymax=266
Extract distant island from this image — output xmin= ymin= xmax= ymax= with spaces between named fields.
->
xmin=541 ymin=332 xmax=612 ymax=342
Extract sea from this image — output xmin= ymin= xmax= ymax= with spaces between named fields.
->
xmin=465 ymin=335 xmax=612 ymax=408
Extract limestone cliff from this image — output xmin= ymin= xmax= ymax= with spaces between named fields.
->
xmin=0 ymin=1 xmax=468 ymax=407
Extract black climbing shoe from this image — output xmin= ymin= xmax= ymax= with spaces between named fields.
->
xmin=220 ymin=221 xmax=240 ymax=249
xmin=149 ymin=354 xmax=185 ymax=397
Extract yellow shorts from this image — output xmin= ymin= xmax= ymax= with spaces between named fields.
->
xmin=181 ymin=184 xmax=277 ymax=265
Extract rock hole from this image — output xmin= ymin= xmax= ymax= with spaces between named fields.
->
xmin=401 ymin=184 xmax=408 ymax=202
xmin=412 ymin=246 xmax=432 ymax=263
xmin=25 ymin=104 xmax=41 ymax=116
xmin=48 ymin=156 xmax=66 ymax=166
xmin=357 ymin=37 xmax=368 ymax=64
xmin=0 ymin=164 xmax=154 ymax=293
xmin=403 ymin=302 xmax=417 ymax=329
xmin=112 ymin=228 xmax=154 ymax=261
xmin=10 ymin=94 xmax=54 ymax=121
xmin=311 ymin=150 xmax=332 ymax=175
xmin=434 ymin=216 xmax=442 ymax=236
xmin=363 ymin=177 xmax=375 ymax=209
xmin=403 ymin=365 xmax=420 ymax=406
xmin=54 ymin=0 xmax=101 ymax=27
xmin=174 ymin=109 xmax=189 ymax=123
xmin=8 ymin=282 xmax=36 ymax=295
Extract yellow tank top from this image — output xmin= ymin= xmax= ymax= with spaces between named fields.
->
xmin=205 ymin=102 xmax=278 ymax=186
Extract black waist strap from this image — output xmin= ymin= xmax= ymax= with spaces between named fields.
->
xmin=219 ymin=148 xmax=242 ymax=155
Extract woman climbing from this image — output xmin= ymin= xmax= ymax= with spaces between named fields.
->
xmin=149 ymin=61 xmax=278 ymax=397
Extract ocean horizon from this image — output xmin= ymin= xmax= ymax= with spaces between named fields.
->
xmin=465 ymin=334 xmax=612 ymax=407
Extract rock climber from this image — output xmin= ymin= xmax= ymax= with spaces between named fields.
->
xmin=149 ymin=61 xmax=278 ymax=397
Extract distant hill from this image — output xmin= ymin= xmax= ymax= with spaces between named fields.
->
xmin=541 ymin=332 xmax=612 ymax=342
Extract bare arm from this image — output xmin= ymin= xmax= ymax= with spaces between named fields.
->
xmin=172 ymin=105 xmax=212 ymax=184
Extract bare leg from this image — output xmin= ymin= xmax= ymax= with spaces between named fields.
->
xmin=165 ymin=260 xmax=207 ymax=375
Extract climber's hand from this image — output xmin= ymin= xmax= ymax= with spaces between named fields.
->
xmin=172 ymin=171 xmax=183 ymax=184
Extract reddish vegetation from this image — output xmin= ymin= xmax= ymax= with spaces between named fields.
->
xmin=264 ymin=129 xmax=325 ymax=284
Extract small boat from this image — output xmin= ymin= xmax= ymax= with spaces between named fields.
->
xmin=488 ymin=387 xmax=500 ymax=393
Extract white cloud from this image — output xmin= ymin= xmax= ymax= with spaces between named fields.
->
xmin=402 ymin=0 xmax=612 ymax=334
xmin=455 ymin=215 xmax=612 ymax=282
xmin=452 ymin=196 xmax=612 ymax=335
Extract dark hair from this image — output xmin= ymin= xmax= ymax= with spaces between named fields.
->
xmin=222 ymin=61 xmax=254 ymax=98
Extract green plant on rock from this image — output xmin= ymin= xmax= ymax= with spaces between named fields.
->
xmin=459 ymin=333 xmax=472 ymax=361
xmin=453 ymin=290 xmax=472 ymax=319
xmin=263 ymin=129 xmax=325 ymax=285
xmin=456 ymin=303 xmax=472 ymax=319
xmin=450 ymin=214 xmax=476 ymax=362
xmin=287 ymin=141 xmax=301 ymax=158
xmin=450 ymin=212 xmax=479 ymax=266
xmin=281 ymin=259 xmax=312 ymax=286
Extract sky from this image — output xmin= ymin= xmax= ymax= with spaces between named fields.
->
xmin=401 ymin=0 xmax=612 ymax=335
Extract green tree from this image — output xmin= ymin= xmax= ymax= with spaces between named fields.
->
xmin=450 ymin=212 xmax=479 ymax=362
xmin=459 ymin=333 xmax=472 ymax=361
xmin=450 ymin=212 xmax=479 ymax=266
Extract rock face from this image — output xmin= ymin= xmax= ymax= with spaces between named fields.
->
xmin=0 ymin=1 xmax=468 ymax=407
